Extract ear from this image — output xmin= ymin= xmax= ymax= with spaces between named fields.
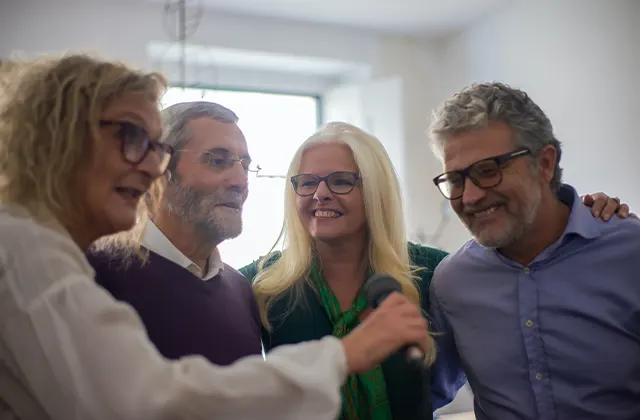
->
xmin=537 ymin=145 xmax=557 ymax=184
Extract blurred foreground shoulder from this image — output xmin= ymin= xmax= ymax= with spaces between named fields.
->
xmin=0 ymin=204 xmax=94 ymax=308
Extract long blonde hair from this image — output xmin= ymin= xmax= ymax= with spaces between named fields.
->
xmin=252 ymin=122 xmax=434 ymax=360
xmin=0 ymin=53 xmax=167 ymax=250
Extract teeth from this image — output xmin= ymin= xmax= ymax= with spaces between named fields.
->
xmin=475 ymin=206 xmax=498 ymax=218
xmin=314 ymin=210 xmax=341 ymax=218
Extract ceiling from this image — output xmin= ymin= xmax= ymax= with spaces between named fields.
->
xmin=152 ymin=0 xmax=512 ymax=36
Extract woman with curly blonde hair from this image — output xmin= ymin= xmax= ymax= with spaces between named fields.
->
xmin=0 ymin=54 xmax=433 ymax=420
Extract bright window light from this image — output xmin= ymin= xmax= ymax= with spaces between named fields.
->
xmin=162 ymin=87 xmax=319 ymax=269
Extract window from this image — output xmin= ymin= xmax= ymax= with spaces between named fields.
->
xmin=161 ymin=87 xmax=319 ymax=269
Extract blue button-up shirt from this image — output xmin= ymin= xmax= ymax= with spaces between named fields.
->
xmin=430 ymin=185 xmax=640 ymax=420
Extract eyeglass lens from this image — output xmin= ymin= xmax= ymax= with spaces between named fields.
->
xmin=204 ymin=153 xmax=258 ymax=173
xmin=292 ymin=172 xmax=358 ymax=196
xmin=437 ymin=160 xmax=502 ymax=199
xmin=115 ymin=122 xmax=172 ymax=173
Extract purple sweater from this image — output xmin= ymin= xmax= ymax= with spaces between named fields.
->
xmin=87 ymin=249 xmax=262 ymax=366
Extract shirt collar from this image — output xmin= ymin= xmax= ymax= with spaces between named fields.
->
xmin=487 ymin=184 xmax=601 ymax=266
xmin=557 ymin=183 xmax=601 ymax=241
xmin=142 ymin=220 xmax=224 ymax=280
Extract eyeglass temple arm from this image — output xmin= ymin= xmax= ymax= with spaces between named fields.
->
xmin=256 ymin=174 xmax=286 ymax=179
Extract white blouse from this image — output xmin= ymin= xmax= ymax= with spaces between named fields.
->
xmin=0 ymin=204 xmax=346 ymax=420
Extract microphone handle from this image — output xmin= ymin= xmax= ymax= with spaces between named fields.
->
xmin=374 ymin=295 xmax=425 ymax=366
xmin=401 ymin=345 xmax=425 ymax=365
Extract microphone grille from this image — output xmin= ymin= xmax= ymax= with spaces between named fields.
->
xmin=364 ymin=274 xmax=401 ymax=308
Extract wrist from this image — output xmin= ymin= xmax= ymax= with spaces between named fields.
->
xmin=341 ymin=332 xmax=366 ymax=373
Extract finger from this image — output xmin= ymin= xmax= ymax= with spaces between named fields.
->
xmin=581 ymin=194 xmax=594 ymax=206
xmin=400 ymin=321 xmax=430 ymax=347
xmin=601 ymin=199 xmax=619 ymax=220
xmin=618 ymin=204 xmax=630 ymax=218
xmin=401 ymin=324 xmax=431 ymax=353
xmin=402 ymin=317 xmax=429 ymax=331
xmin=389 ymin=302 xmax=423 ymax=319
xmin=589 ymin=196 xmax=607 ymax=217
xmin=377 ymin=292 xmax=409 ymax=309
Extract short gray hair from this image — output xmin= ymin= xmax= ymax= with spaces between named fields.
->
xmin=429 ymin=82 xmax=563 ymax=193
xmin=162 ymin=101 xmax=239 ymax=174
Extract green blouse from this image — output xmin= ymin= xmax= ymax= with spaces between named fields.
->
xmin=239 ymin=242 xmax=449 ymax=420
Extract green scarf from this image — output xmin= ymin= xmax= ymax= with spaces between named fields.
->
xmin=310 ymin=263 xmax=393 ymax=420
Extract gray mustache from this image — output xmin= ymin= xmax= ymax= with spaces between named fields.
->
xmin=463 ymin=202 xmax=504 ymax=214
xmin=175 ymin=185 xmax=244 ymax=208
xmin=213 ymin=191 xmax=244 ymax=207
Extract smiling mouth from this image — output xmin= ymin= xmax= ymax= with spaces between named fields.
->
xmin=313 ymin=210 xmax=343 ymax=218
xmin=471 ymin=205 xmax=502 ymax=220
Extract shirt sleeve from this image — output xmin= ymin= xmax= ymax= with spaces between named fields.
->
xmin=0 ymin=223 xmax=347 ymax=420
xmin=428 ymin=277 xmax=468 ymax=411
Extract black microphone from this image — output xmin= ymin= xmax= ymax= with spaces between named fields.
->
xmin=364 ymin=274 xmax=425 ymax=365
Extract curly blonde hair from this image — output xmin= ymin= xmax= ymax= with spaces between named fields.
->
xmin=0 ymin=53 xmax=167 ymax=248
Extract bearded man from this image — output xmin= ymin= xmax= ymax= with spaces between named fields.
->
xmin=428 ymin=83 xmax=640 ymax=420
xmin=88 ymin=102 xmax=262 ymax=365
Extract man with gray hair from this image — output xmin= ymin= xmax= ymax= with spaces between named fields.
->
xmin=428 ymin=82 xmax=640 ymax=419
xmin=88 ymin=101 xmax=263 ymax=366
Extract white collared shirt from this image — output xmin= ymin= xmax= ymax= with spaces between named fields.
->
xmin=142 ymin=221 xmax=224 ymax=280
xmin=0 ymin=203 xmax=347 ymax=420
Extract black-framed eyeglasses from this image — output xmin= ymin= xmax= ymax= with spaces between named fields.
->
xmin=433 ymin=148 xmax=532 ymax=200
xmin=291 ymin=171 xmax=360 ymax=197
xmin=99 ymin=120 xmax=174 ymax=173
xmin=179 ymin=149 xmax=261 ymax=174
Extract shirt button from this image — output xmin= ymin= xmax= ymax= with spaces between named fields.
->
xmin=525 ymin=320 xmax=534 ymax=327
xmin=535 ymin=373 xmax=543 ymax=380
xmin=523 ymin=267 xmax=530 ymax=274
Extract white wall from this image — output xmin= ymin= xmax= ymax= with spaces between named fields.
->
xmin=0 ymin=0 xmax=448 ymax=250
xmin=434 ymin=0 xmax=640 ymax=251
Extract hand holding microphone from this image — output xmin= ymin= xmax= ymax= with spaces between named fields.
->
xmin=365 ymin=274 xmax=429 ymax=366
xmin=341 ymin=275 xmax=431 ymax=374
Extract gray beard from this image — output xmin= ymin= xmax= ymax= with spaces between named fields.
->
xmin=165 ymin=182 xmax=243 ymax=244
xmin=474 ymin=185 xmax=542 ymax=249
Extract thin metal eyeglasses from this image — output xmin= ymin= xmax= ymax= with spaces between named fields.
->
xmin=178 ymin=149 xmax=262 ymax=174
xmin=99 ymin=120 xmax=174 ymax=173
xmin=433 ymin=148 xmax=532 ymax=200
xmin=291 ymin=171 xmax=360 ymax=197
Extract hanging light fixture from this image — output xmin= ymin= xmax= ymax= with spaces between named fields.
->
xmin=162 ymin=0 xmax=204 ymax=87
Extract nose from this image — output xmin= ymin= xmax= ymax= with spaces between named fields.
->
xmin=461 ymin=177 xmax=487 ymax=206
xmin=224 ymin=160 xmax=249 ymax=190
xmin=313 ymin=180 xmax=333 ymax=202
xmin=137 ymin=148 xmax=165 ymax=180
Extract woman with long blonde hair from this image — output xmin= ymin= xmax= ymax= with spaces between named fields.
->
xmin=0 ymin=54 xmax=432 ymax=420
xmin=242 ymin=122 xmax=456 ymax=419
xmin=242 ymin=122 xmax=629 ymax=419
